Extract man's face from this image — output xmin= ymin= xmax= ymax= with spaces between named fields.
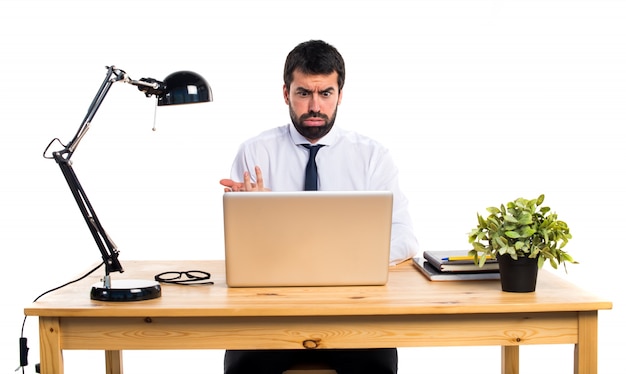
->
xmin=283 ymin=69 xmax=343 ymax=143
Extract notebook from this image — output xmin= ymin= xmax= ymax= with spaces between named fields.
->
xmin=422 ymin=250 xmax=499 ymax=272
xmin=223 ymin=191 xmax=393 ymax=287
xmin=412 ymin=257 xmax=500 ymax=282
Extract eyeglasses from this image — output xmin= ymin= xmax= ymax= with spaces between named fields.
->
xmin=154 ymin=270 xmax=214 ymax=285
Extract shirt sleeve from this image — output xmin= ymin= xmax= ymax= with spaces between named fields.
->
xmin=370 ymin=147 xmax=420 ymax=265
xmin=229 ymin=142 xmax=270 ymax=186
xmin=389 ymin=194 xmax=420 ymax=265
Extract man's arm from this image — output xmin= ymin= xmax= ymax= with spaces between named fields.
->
xmin=371 ymin=148 xmax=419 ymax=265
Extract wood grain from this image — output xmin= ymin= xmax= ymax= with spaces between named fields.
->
xmin=25 ymin=260 xmax=612 ymax=374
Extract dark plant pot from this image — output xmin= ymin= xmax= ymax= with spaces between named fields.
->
xmin=497 ymin=254 xmax=539 ymax=292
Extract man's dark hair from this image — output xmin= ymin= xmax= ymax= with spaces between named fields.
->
xmin=283 ymin=40 xmax=345 ymax=92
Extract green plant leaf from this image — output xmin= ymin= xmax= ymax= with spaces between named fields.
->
xmin=495 ymin=235 xmax=507 ymax=249
xmin=486 ymin=207 xmax=500 ymax=214
xmin=519 ymin=226 xmax=536 ymax=238
xmin=537 ymin=194 xmax=545 ymax=205
xmin=504 ymin=215 xmax=518 ymax=223
xmin=517 ymin=212 xmax=533 ymax=225
xmin=505 ymin=231 xmax=520 ymax=239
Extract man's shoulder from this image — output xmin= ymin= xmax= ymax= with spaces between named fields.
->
xmin=241 ymin=124 xmax=291 ymax=145
xmin=333 ymin=127 xmax=387 ymax=150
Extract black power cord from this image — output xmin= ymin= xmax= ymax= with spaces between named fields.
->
xmin=17 ymin=262 xmax=104 ymax=373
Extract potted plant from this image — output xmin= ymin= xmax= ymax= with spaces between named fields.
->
xmin=468 ymin=194 xmax=576 ymax=292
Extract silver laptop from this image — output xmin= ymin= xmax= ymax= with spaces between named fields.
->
xmin=223 ymin=191 xmax=393 ymax=287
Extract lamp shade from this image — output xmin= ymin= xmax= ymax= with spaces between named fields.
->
xmin=157 ymin=71 xmax=213 ymax=106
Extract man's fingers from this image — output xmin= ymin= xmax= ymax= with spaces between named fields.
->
xmin=221 ymin=167 xmax=265 ymax=192
xmin=220 ymin=178 xmax=235 ymax=187
xmin=254 ymin=166 xmax=265 ymax=191
xmin=243 ymin=171 xmax=253 ymax=191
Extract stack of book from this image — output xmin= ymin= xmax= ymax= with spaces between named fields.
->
xmin=412 ymin=250 xmax=500 ymax=281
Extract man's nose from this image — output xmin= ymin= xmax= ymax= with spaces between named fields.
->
xmin=308 ymin=95 xmax=321 ymax=112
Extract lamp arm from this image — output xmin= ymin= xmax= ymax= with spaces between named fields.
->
xmin=52 ymin=151 xmax=123 ymax=277
xmin=46 ymin=66 xmax=130 ymax=279
xmin=64 ymin=66 xmax=127 ymax=157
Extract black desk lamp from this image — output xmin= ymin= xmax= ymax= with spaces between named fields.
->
xmin=43 ymin=66 xmax=212 ymax=301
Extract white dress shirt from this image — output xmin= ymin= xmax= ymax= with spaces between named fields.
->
xmin=229 ymin=123 xmax=419 ymax=265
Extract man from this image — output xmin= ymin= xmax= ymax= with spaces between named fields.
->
xmin=220 ymin=40 xmax=419 ymax=374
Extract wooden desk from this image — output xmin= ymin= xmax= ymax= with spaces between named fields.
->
xmin=25 ymin=260 xmax=612 ymax=374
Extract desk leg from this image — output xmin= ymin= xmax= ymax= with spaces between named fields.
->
xmin=105 ymin=350 xmax=123 ymax=374
xmin=38 ymin=317 xmax=64 ymax=374
xmin=501 ymin=346 xmax=519 ymax=374
xmin=574 ymin=311 xmax=598 ymax=374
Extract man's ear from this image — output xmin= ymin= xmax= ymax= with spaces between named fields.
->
xmin=283 ymin=84 xmax=289 ymax=104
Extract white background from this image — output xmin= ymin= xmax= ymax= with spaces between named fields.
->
xmin=1 ymin=0 xmax=624 ymax=373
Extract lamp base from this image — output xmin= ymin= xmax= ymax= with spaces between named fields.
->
xmin=90 ymin=279 xmax=161 ymax=301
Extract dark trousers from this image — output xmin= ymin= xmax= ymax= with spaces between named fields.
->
xmin=224 ymin=348 xmax=398 ymax=374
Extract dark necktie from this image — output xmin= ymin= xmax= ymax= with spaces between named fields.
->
xmin=302 ymin=144 xmax=324 ymax=191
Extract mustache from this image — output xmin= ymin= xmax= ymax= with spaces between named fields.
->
xmin=300 ymin=112 xmax=329 ymax=121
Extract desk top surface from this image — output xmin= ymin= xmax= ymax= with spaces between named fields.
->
xmin=25 ymin=260 xmax=612 ymax=318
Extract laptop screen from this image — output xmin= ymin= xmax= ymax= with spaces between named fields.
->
xmin=223 ymin=191 xmax=393 ymax=287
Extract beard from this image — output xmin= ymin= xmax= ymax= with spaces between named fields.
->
xmin=290 ymin=104 xmax=338 ymax=141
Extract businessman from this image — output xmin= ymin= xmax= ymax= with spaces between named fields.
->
xmin=220 ymin=40 xmax=419 ymax=374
